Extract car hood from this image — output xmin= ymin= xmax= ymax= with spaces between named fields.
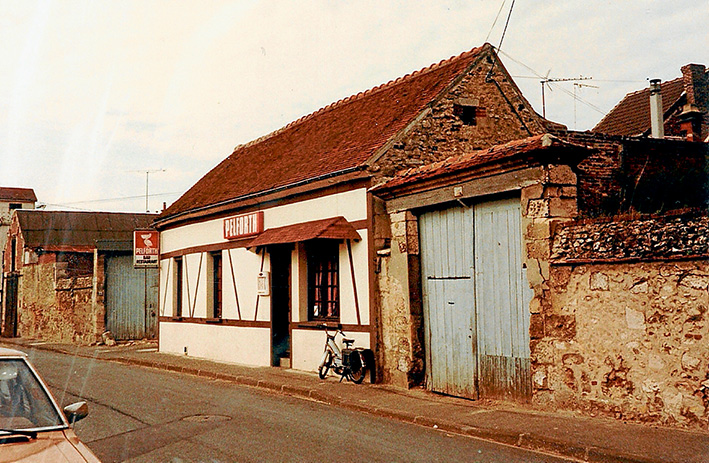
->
xmin=0 ymin=429 xmax=100 ymax=463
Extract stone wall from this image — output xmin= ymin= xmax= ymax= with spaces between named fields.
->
xmin=370 ymin=52 xmax=546 ymax=179
xmin=536 ymin=214 xmax=709 ymax=429
xmin=17 ymin=253 xmax=103 ymax=344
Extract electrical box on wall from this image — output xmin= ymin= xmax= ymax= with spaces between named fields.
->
xmin=257 ymin=271 xmax=270 ymax=296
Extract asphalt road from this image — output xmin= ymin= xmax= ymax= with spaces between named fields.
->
xmin=22 ymin=347 xmax=573 ymax=463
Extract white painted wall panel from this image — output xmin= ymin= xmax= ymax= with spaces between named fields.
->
xmin=291 ymin=329 xmax=370 ymax=372
xmin=159 ymin=322 xmax=270 ymax=366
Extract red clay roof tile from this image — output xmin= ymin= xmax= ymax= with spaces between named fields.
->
xmin=593 ymin=78 xmax=685 ymax=136
xmin=161 ymin=45 xmax=490 ymax=221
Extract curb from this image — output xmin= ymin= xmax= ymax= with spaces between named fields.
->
xmin=5 ymin=340 xmax=669 ymax=463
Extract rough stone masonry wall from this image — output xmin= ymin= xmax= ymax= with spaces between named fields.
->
xmin=370 ymin=56 xmax=544 ymax=179
xmin=18 ymin=256 xmax=102 ymax=344
xmin=538 ymin=215 xmax=709 ymax=429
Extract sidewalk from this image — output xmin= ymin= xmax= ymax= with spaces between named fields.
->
xmin=3 ymin=337 xmax=708 ymax=463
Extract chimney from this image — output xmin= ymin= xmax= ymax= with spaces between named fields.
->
xmin=649 ymin=79 xmax=664 ymax=138
xmin=680 ymin=64 xmax=707 ymax=141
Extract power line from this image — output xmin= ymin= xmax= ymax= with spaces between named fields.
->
xmin=485 ymin=1 xmax=507 ymax=43
xmin=54 ymin=191 xmax=181 ymax=206
xmin=486 ymin=0 xmax=515 ymax=81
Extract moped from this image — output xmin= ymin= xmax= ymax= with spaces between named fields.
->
xmin=316 ymin=324 xmax=366 ymax=383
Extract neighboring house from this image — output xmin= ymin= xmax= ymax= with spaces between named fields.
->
xmin=372 ymin=131 xmax=709 ymax=429
xmin=0 ymin=187 xmax=36 ymax=259
xmin=154 ymin=43 xmax=557 ymax=373
xmin=0 ymin=187 xmax=36 ymax=312
xmin=2 ymin=210 xmax=159 ymax=343
xmin=594 ymin=63 xmax=708 ymax=141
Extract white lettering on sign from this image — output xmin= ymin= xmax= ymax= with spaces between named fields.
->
xmin=224 ymin=211 xmax=263 ymax=240
xmin=134 ymin=230 xmax=159 ymax=268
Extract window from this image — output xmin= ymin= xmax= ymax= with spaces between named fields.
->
xmin=210 ymin=251 xmax=222 ymax=319
xmin=453 ymin=104 xmax=486 ymax=126
xmin=9 ymin=203 xmax=21 ymax=210
xmin=174 ymin=257 xmax=183 ymax=317
xmin=307 ymin=240 xmax=339 ymax=320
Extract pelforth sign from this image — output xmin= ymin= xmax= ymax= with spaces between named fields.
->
xmin=134 ymin=229 xmax=159 ymax=268
xmin=224 ymin=211 xmax=263 ymax=240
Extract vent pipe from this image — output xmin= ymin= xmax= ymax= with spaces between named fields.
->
xmin=649 ymin=79 xmax=664 ymax=138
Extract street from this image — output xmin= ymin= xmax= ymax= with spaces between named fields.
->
xmin=19 ymin=347 xmax=573 ymax=463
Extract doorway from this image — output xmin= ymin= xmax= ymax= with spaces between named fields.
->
xmin=269 ymin=245 xmax=292 ymax=367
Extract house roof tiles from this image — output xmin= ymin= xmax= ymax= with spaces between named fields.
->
xmin=160 ymin=45 xmax=493 ymax=222
xmin=593 ymin=78 xmax=685 ymax=136
xmin=0 ymin=187 xmax=37 ymax=203
xmin=372 ymin=134 xmax=586 ymax=193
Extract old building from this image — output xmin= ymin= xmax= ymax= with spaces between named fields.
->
xmin=0 ymin=187 xmax=37 ymax=313
xmin=2 ymin=210 xmax=159 ymax=343
xmin=154 ymin=43 xmax=557 ymax=373
xmin=594 ymin=63 xmax=709 ymax=141
xmin=372 ymin=130 xmax=709 ymax=428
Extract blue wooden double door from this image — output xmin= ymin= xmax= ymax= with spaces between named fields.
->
xmin=419 ymin=196 xmax=532 ymax=401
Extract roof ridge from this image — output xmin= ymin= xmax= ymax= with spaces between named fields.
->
xmin=232 ymin=46 xmax=483 ymax=153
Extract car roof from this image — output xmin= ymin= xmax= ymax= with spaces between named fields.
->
xmin=0 ymin=347 xmax=28 ymax=357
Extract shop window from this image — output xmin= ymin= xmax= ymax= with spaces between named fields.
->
xmin=307 ymin=241 xmax=339 ymax=320
xmin=210 ymin=251 xmax=223 ymax=319
xmin=174 ymin=257 xmax=183 ymax=317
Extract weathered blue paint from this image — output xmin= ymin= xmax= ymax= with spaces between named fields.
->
xmin=106 ymin=254 xmax=158 ymax=340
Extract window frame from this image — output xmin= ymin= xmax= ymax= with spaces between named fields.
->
xmin=306 ymin=240 xmax=340 ymax=321
xmin=210 ymin=251 xmax=223 ymax=319
xmin=173 ymin=256 xmax=183 ymax=318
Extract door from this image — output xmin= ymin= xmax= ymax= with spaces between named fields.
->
xmin=474 ymin=197 xmax=532 ymax=401
xmin=105 ymin=254 xmax=159 ymax=340
xmin=2 ymin=273 xmax=19 ymax=337
xmin=270 ymin=245 xmax=291 ymax=367
xmin=419 ymin=196 xmax=531 ymax=401
xmin=420 ymin=207 xmax=477 ymax=397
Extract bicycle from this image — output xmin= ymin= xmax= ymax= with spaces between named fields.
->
xmin=316 ymin=324 xmax=366 ymax=384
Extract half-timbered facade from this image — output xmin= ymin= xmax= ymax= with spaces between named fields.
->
xmin=154 ymin=43 xmax=554 ymax=376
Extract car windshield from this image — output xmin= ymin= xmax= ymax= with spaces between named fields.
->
xmin=0 ymin=359 xmax=64 ymax=431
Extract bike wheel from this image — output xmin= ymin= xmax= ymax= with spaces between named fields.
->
xmin=347 ymin=351 xmax=366 ymax=384
xmin=318 ymin=351 xmax=332 ymax=379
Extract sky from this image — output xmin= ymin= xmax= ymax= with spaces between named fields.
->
xmin=1 ymin=1 xmax=707 ymax=213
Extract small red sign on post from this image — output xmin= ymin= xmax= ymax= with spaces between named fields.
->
xmin=134 ymin=229 xmax=159 ymax=268
xmin=224 ymin=211 xmax=263 ymax=240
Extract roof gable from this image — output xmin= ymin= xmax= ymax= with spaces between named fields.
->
xmin=593 ymin=78 xmax=685 ymax=136
xmin=161 ymin=45 xmax=493 ymax=222
xmin=16 ymin=210 xmax=157 ymax=250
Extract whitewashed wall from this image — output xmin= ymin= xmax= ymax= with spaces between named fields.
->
xmin=158 ymin=188 xmax=370 ymax=370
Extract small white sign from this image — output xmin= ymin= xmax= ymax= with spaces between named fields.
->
xmin=257 ymin=271 xmax=270 ymax=296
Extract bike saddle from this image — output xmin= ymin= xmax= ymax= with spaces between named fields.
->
xmin=342 ymin=338 xmax=355 ymax=346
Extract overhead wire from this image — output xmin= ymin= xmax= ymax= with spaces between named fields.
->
xmin=484 ymin=0 xmax=507 ymax=43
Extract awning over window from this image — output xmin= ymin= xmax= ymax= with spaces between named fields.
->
xmin=249 ymin=216 xmax=361 ymax=247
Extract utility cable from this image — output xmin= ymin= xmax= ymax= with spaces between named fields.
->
xmin=484 ymin=0 xmax=507 ymax=43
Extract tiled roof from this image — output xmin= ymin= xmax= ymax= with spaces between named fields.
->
xmin=372 ymin=134 xmax=585 ymax=192
xmin=0 ymin=187 xmax=37 ymax=203
xmin=161 ymin=45 xmax=493 ymax=221
xmin=593 ymin=78 xmax=685 ymax=136
xmin=249 ymin=216 xmax=361 ymax=247
xmin=16 ymin=210 xmax=157 ymax=249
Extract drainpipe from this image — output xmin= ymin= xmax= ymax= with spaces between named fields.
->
xmin=649 ymin=79 xmax=664 ymax=138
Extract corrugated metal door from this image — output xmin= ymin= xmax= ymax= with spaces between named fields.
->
xmin=474 ymin=197 xmax=532 ymax=401
xmin=106 ymin=255 xmax=158 ymax=340
xmin=419 ymin=196 xmax=531 ymax=401
xmin=420 ymin=207 xmax=477 ymax=398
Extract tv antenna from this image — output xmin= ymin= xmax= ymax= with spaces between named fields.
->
xmin=573 ymin=82 xmax=599 ymax=129
xmin=130 ymin=169 xmax=166 ymax=212
xmin=540 ymin=75 xmax=593 ymax=118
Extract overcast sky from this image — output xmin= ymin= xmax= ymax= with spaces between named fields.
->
xmin=2 ymin=1 xmax=707 ymax=213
